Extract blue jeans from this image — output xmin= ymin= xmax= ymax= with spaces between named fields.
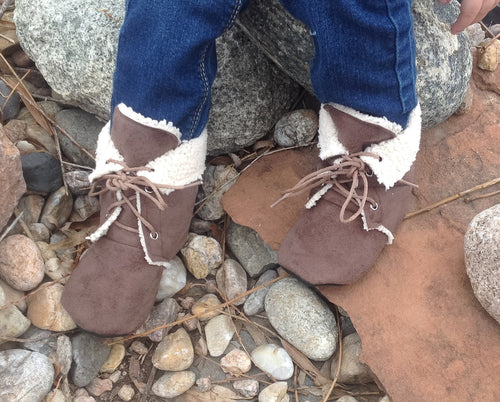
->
xmin=111 ymin=0 xmax=417 ymax=140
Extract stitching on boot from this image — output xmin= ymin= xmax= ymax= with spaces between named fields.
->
xmin=136 ymin=190 xmax=170 ymax=267
xmin=87 ymin=191 xmax=123 ymax=243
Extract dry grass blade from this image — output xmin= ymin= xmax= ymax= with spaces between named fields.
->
xmin=139 ymin=366 xmax=157 ymax=402
xmin=281 ymin=339 xmax=331 ymax=386
xmin=0 ymin=20 xmax=15 ymax=29
xmin=0 ymin=61 xmax=54 ymax=135
xmin=14 ymin=207 xmax=34 ymax=240
xmin=128 ymin=356 xmax=146 ymax=394
xmin=321 ymin=306 xmax=343 ymax=402
xmin=483 ymin=31 xmax=500 ymax=47
xmin=0 ymin=33 xmax=14 ymax=44
xmin=196 ymin=352 xmax=272 ymax=387
xmin=464 ymin=188 xmax=500 ymax=203
xmin=0 ymin=57 xmax=71 ymax=190
xmin=253 ymin=140 xmax=274 ymax=152
xmin=405 ymin=176 xmax=500 ymax=219
xmin=243 ymin=321 xmax=268 ymax=346
xmin=0 ymin=72 xmax=23 ymax=114
xmin=294 ymin=365 xmax=300 ymax=402
xmin=1 ymin=58 xmax=95 ymax=163
xmin=0 ymin=210 xmax=23 ymax=243
xmin=0 ymin=333 xmax=54 ymax=343
xmin=47 ymin=226 xmax=95 ymax=251
xmin=0 ymin=275 xmax=70 ymax=312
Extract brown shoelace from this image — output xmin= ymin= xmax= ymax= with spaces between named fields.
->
xmin=90 ymin=159 xmax=199 ymax=237
xmin=272 ymin=152 xmax=385 ymax=223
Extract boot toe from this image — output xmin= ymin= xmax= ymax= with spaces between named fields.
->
xmin=61 ymin=237 xmax=163 ymax=336
xmin=278 ymin=196 xmax=389 ymax=285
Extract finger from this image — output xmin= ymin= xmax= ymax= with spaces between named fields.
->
xmin=450 ymin=0 xmax=482 ymax=34
xmin=475 ymin=0 xmax=500 ymax=25
xmin=437 ymin=0 xmax=452 ymax=4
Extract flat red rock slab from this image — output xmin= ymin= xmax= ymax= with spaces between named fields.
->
xmin=221 ymin=80 xmax=500 ymax=400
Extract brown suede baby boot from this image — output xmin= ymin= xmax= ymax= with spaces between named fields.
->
xmin=278 ymin=103 xmax=421 ymax=285
xmin=61 ymin=105 xmax=207 ymax=336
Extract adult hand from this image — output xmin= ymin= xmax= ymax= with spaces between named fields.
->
xmin=437 ymin=0 xmax=499 ymax=34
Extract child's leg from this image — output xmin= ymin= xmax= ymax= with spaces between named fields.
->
xmin=280 ymin=0 xmax=417 ymax=127
xmin=278 ymin=0 xmax=421 ymax=284
xmin=112 ymin=0 xmax=249 ymax=140
xmin=62 ymin=0 xmax=249 ymax=336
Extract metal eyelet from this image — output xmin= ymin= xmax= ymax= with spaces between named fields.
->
xmin=145 ymin=186 xmax=153 ymax=194
xmin=150 ymin=232 xmax=159 ymax=240
xmin=370 ymin=202 xmax=379 ymax=211
xmin=366 ymin=169 xmax=373 ymax=177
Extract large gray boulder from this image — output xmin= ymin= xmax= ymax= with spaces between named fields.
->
xmin=464 ymin=204 xmax=500 ymax=325
xmin=413 ymin=0 xmax=472 ymax=127
xmin=14 ymin=0 xmax=301 ymax=156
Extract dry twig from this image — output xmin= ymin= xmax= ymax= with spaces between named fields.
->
xmin=109 ymin=273 xmax=287 ymax=344
xmin=14 ymin=207 xmax=34 ymax=240
xmin=0 ymin=275 xmax=70 ymax=312
xmin=321 ymin=306 xmax=342 ymax=402
xmin=0 ymin=210 xmax=23 ymax=243
xmin=139 ymin=366 xmax=157 ymax=402
xmin=405 ymin=176 xmax=500 ymax=219
xmin=294 ymin=366 xmax=300 ymax=402
xmin=464 ymin=188 xmax=500 ymax=203
xmin=0 ymin=56 xmax=71 ymax=192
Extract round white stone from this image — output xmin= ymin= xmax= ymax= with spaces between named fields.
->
xmin=251 ymin=344 xmax=294 ymax=380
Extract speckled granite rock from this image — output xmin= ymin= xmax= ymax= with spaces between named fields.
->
xmin=226 ymin=221 xmax=278 ymax=278
xmin=464 ymin=204 xmax=500 ymax=324
xmin=0 ymin=349 xmax=54 ymax=401
xmin=55 ymin=108 xmax=105 ymax=167
xmin=412 ymin=0 xmax=472 ymax=127
xmin=265 ymin=278 xmax=337 ymax=361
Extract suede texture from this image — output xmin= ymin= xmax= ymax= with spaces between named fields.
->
xmin=278 ymin=107 xmax=416 ymax=285
xmin=61 ymin=238 xmax=163 ymax=336
xmin=278 ymin=174 xmax=414 ymax=285
xmin=142 ymin=186 xmax=198 ymax=262
xmin=62 ymin=107 xmax=199 ymax=336
xmin=111 ymin=108 xmax=179 ymax=167
xmin=325 ymin=105 xmax=396 ymax=152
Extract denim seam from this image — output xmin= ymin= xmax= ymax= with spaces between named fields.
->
xmin=190 ymin=43 xmax=210 ymax=139
xmin=384 ymin=0 xmax=406 ymax=114
xmin=226 ymin=0 xmax=243 ymax=32
xmin=189 ymin=0 xmax=244 ymax=138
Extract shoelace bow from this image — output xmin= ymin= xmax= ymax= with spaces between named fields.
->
xmin=90 ymin=159 xmax=198 ymax=238
xmin=272 ymin=152 xmax=390 ymax=223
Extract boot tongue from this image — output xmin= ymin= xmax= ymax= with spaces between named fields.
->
xmin=324 ymin=105 xmax=396 ymax=153
xmin=110 ymin=107 xmax=179 ymax=167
